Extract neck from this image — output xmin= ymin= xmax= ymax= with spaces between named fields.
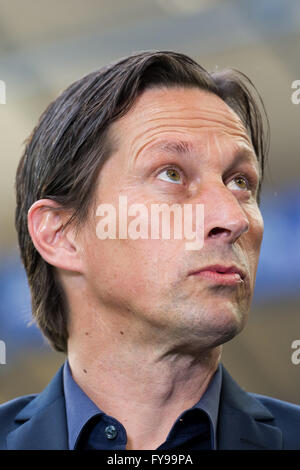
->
xmin=67 ymin=318 xmax=221 ymax=450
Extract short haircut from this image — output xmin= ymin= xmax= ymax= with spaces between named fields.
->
xmin=15 ymin=50 xmax=269 ymax=353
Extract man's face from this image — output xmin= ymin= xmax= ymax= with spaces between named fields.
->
xmin=79 ymin=87 xmax=264 ymax=350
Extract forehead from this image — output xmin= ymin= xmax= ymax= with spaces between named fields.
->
xmin=110 ymin=87 xmax=257 ymax=168
xmin=117 ymin=87 xmax=249 ymax=134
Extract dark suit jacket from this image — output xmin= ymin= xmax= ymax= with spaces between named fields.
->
xmin=0 ymin=363 xmax=300 ymax=450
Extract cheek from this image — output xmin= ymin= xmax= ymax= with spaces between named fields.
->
xmin=88 ymin=187 xmax=186 ymax=292
xmin=122 ymin=239 xmax=184 ymax=288
xmin=84 ymin=233 xmax=182 ymax=302
xmin=249 ymin=205 xmax=264 ymax=251
xmin=243 ymin=205 xmax=264 ymax=272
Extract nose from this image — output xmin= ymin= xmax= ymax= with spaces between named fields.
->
xmin=200 ymin=183 xmax=250 ymax=245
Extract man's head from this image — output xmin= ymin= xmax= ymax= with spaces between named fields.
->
xmin=15 ymin=51 xmax=269 ymax=353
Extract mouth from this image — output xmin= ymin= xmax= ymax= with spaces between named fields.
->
xmin=188 ymin=264 xmax=246 ymax=286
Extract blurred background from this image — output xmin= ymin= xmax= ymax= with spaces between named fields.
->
xmin=0 ymin=0 xmax=300 ymax=404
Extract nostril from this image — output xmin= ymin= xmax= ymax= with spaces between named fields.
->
xmin=209 ymin=227 xmax=229 ymax=238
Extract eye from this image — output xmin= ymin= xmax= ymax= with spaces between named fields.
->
xmin=227 ymin=175 xmax=250 ymax=191
xmin=157 ymin=167 xmax=183 ymax=185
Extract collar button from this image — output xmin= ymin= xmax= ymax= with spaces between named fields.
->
xmin=105 ymin=425 xmax=118 ymax=440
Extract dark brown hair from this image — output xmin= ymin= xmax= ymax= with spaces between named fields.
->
xmin=15 ymin=50 xmax=269 ymax=353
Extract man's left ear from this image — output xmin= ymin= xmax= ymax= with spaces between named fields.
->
xmin=27 ymin=199 xmax=84 ymax=273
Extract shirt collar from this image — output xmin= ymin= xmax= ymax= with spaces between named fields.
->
xmin=63 ymin=359 xmax=222 ymax=450
xmin=63 ymin=360 xmax=101 ymax=449
xmin=191 ymin=363 xmax=222 ymax=449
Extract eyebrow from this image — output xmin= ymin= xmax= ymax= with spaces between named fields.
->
xmin=137 ymin=139 xmax=197 ymax=163
xmin=145 ymin=139 xmax=260 ymax=176
xmin=158 ymin=140 xmax=195 ymax=156
xmin=225 ymin=147 xmax=261 ymax=181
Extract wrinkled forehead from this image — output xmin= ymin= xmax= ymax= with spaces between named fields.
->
xmin=120 ymin=87 xmax=249 ymax=131
xmin=110 ymin=87 xmax=257 ymax=169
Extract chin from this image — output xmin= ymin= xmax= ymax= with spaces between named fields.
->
xmin=181 ymin=302 xmax=248 ymax=350
xmin=205 ymin=306 xmax=248 ymax=347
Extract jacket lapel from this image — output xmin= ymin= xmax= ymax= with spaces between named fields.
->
xmin=218 ymin=365 xmax=283 ymax=449
xmin=7 ymin=364 xmax=68 ymax=450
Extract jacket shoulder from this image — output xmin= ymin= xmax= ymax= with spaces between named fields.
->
xmin=250 ymin=393 xmax=300 ymax=449
xmin=0 ymin=395 xmax=37 ymax=448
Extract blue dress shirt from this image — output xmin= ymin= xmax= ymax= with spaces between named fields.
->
xmin=63 ymin=360 xmax=222 ymax=450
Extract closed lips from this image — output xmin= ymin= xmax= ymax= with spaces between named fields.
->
xmin=189 ymin=265 xmax=246 ymax=280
